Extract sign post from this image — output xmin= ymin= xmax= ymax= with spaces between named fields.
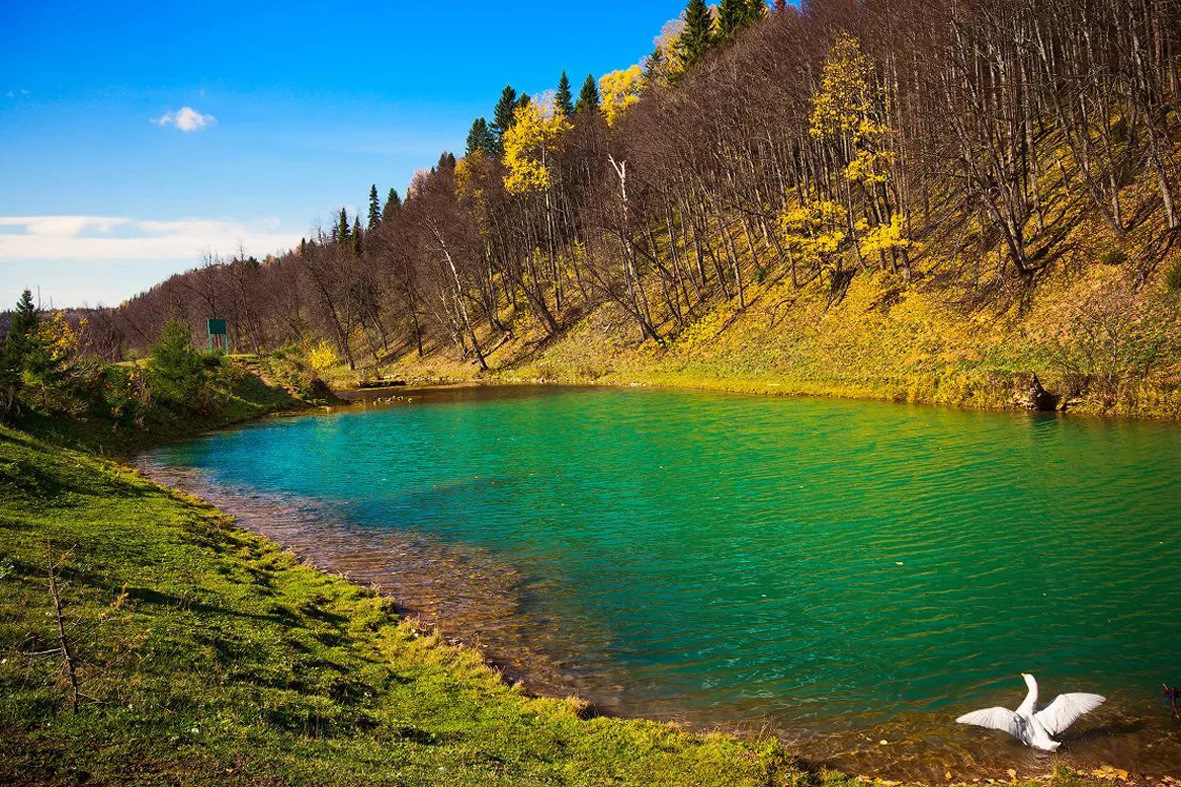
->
xmin=207 ymin=319 xmax=229 ymax=353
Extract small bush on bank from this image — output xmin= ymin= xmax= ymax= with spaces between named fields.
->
xmin=146 ymin=319 xmax=209 ymax=411
xmin=1046 ymin=280 xmax=1181 ymax=404
xmin=258 ymin=344 xmax=336 ymax=404
xmin=1100 ymin=246 xmax=1127 ymax=266
xmin=1166 ymin=260 xmax=1181 ymax=294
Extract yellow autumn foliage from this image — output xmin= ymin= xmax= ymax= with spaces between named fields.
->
xmin=810 ymin=35 xmax=877 ymax=139
xmin=454 ymin=154 xmax=480 ymax=201
xmin=844 ymin=147 xmax=892 ymax=185
xmin=780 ymin=200 xmax=849 ymax=263
xmin=306 ymin=339 xmax=339 ymax=376
xmin=502 ymin=102 xmax=572 ymax=195
xmin=859 ymin=215 xmax=912 ymax=257
xmin=599 ymin=65 xmax=645 ymax=127
xmin=39 ymin=311 xmax=84 ymax=364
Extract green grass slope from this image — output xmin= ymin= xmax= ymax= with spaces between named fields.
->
xmin=16 ymin=357 xmax=318 ymax=457
xmin=0 ymin=425 xmax=815 ymax=786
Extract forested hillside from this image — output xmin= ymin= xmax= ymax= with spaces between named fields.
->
xmin=75 ymin=0 xmax=1181 ymax=415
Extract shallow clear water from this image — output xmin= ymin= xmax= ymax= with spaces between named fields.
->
xmin=143 ymin=386 xmax=1181 ymax=780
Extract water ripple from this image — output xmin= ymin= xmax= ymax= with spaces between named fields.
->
xmin=142 ymin=386 xmax=1181 ymax=781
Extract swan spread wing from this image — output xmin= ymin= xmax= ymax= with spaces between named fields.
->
xmin=956 ymin=707 xmax=1023 ymax=737
xmin=1034 ymin=693 xmax=1105 ymax=736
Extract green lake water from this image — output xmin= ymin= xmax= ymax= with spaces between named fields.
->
xmin=144 ymin=386 xmax=1181 ymax=779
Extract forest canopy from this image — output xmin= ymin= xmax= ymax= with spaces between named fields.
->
xmin=58 ymin=0 xmax=1181 ymax=393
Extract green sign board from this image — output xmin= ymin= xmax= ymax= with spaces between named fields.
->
xmin=207 ymin=319 xmax=229 ymax=353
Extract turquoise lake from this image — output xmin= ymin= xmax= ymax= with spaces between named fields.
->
xmin=143 ymin=386 xmax=1181 ymax=779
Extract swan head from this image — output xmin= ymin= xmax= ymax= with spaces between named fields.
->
xmin=1021 ymin=672 xmax=1037 ymax=690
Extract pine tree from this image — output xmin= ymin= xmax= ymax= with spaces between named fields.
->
xmin=555 ymin=70 xmax=574 ymax=117
xmin=368 ymin=184 xmax=381 ymax=230
xmin=2 ymin=289 xmax=37 ymax=375
xmin=492 ymin=85 xmax=518 ymax=154
xmin=747 ymin=0 xmax=768 ymax=23
xmin=6 ymin=290 xmax=39 ymax=353
xmin=515 ymin=93 xmax=531 ymax=111
xmin=0 ymin=290 xmax=39 ymax=416
xmin=0 ymin=337 xmax=18 ymax=417
xmin=466 ymin=118 xmax=496 ymax=157
xmin=680 ymin=0 xmax=715 ymax=70
xmin=575 ymin=74 xmax=600 ymax=115
xmin=382 ymin=189 xmax=401 ymax=222
xmin=147 ymin=319 xmax=206 ymax=410
xmin=644 ymin=45 xmax=669 ymax=83
xmin=337 ymin=208 xmax=350 ymax=247
xmin=352 ymin=217 xmax=363 ymax=256
xmin=718 ymin=0 xmax=746 ymax=38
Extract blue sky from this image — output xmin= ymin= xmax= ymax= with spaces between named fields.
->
xmin=0 ymin=1 xmax=690 ymax=307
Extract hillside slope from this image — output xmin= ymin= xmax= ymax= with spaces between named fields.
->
xmin=378 ymin=231 xmax=1181 ymax=420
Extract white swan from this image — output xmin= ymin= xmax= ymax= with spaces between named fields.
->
xmin=956 ymin=673 xmax=1105 ymax=751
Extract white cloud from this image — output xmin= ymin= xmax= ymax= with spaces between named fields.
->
xmin=0 ymin=215 xmax=301 ymax=263
xmin=152 ymin=106 xmax=216 ymax=132
xmin=0 ymin=215 xmax=129 ymax=237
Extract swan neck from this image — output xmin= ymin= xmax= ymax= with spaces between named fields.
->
xmin=1022 ymin=676 xmax=1038 ymax=710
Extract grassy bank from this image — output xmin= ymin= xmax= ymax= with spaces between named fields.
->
xmin=0 ymin=422 xmax=1127 ymax=786
xmin=0 ymin=425 xmax=797 ymax=786
xmin=13 ymin=348 xmax=338 ymax=457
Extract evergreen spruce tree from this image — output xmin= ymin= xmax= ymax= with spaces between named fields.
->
xmin=680 ymin=0 xmax=715 ymax=70
xmin=644 ymin=46 xmax=666 ymax=81
xmin=465 ymin=118 xmax=482 ymax=156
xmin=747 ymin=0 xmax=768 ymax=22
xmin=0 ymin=289 xmax=39 ymax=415
xmin=555 ymin=70 xmax=574 ymax=116
xmin=466 ymin=118 xmax=496 ymax=157
xmin=491 ymin=85 xmax=519 ymax=154
xmin=147 ymin=318 xmax=206 ymax=410
xmin=382 ymin=189 xmax=401 ymax=222
xmin=337 ymin=208 xmax=350 ymax=247
xmin=352 ymin=217 xmax=363 ymax=256
xmin=5 ymin=290 xmax=39 ymax=358
xmin=515 ymin=93 xmax=530 ymax=111
xmin=0 ymin=339 xmax=18 ymax=417
xmin=575 ymin=74 xmax=600 ymax=115
xmin=718 ymin=0 xmax=746 ymax=38
xmin=368 ymin=184 xmax=381 ymax=230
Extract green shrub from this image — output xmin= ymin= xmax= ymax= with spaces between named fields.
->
xmin=98 ymin=365 xmax=146 ymax=424
xmin=1166 ymin=260 xmax=1181 ymax=294
xmin=1100 ymin=247 xmax=1128 ymax=266
xmin=146 ymin=319 xmax=207 ymax=411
